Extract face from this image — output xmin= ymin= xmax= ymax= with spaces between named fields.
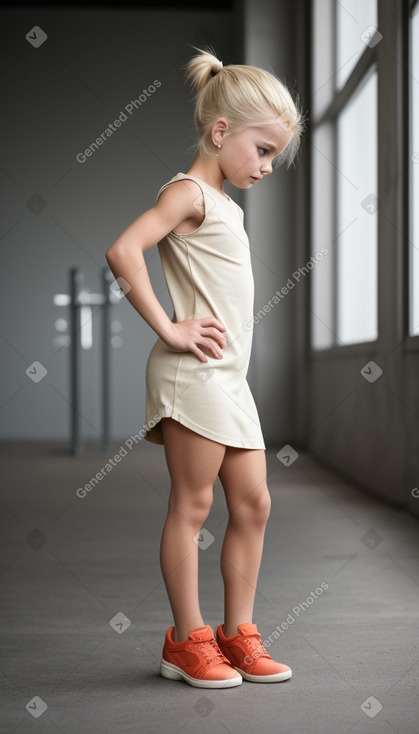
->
xmin=213 ymin=115 xmax=293 ymax=189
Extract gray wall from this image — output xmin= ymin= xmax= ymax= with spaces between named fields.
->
xmin=0 ymin=3 xmax=250 ymax=441
xmin=243 ymin=0 xmax=309 ymax=448
xmin=305 ymin=0 xmax=419 ymax=518
xmin=242 ymin=0 xmax=419 ymax=519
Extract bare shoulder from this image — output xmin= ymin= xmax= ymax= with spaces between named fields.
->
xmin=157 ymin=177 xmax=203 ymax=208
xmin=156 ymin=177 xmax=204 ymax=233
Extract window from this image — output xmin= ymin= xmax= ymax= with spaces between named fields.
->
xmin=336 ymin=0 xmax=377 ymax=89
xmin=311 ymin=0 xmax=378 ymax=349
xmin=336 ymin=69 xmax=377 ymax=344
xmin=311 ymin=123 xmax=334 ymax=350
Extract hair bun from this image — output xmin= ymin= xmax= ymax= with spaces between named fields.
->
xmin=184 ymin=46 xmax=224 ymax=94
xmin=210 ymin=60 xmax=223 ymax=77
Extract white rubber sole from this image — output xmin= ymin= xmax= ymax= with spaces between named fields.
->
xmin=235 ymin=665 xmax=292 ymax=683
xmin=160 ymin=658 xmax=242 ymax=688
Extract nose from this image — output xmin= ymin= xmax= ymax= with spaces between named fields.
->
xmin=260 ymin=160 xmax=273 ymax=175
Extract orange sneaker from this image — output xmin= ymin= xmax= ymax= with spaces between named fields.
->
xmin=160 ymin=624 xmax=242 ymax=688
xmin=216 ymin=623 xmax=292 ymax=683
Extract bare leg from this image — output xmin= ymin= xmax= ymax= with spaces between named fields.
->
xmin=218 ymin=447 xmax=271 ymax=637
xmin=160 ymin=418 xmax=226 ymax=642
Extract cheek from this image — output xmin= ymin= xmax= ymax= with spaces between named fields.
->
xmin=239 ymin=141 xmax=257 ymax=163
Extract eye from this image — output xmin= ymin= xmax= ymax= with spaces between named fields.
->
xmin=258 ymin=147 xmax=268 ymax=156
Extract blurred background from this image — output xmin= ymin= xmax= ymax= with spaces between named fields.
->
xmin=1 ymin=1 xmax=419 ymax=732
xmin=1 ymin=0 xmax=418 ymax=511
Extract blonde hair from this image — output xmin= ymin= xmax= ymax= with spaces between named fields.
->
xmin=183 ymin=45 xmax=306 ymax=170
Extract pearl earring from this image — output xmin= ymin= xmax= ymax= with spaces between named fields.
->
xmin=215 ymin=144 xmax=221 ymax=157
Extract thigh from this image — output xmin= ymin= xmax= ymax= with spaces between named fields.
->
xmin=161 ymin=418 xmax=227 ymax=492
xmin=218 ymin=447 xmax=269 ymax=513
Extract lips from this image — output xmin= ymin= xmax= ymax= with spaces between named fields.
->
xmin=251 ymin=177 xmax=261 ymax=182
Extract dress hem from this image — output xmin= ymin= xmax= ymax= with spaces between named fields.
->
xmin=143 ymin=409 xmax=266 ymax=450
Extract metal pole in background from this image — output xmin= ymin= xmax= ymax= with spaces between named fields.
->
xmin=70 ymin=268 xmax=83 ymax=456
xmin=102 ymin=267 xmax=113 ymax=455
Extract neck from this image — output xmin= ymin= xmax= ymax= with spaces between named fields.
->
xmin=185 ymin=153 xmax=227 ymax=194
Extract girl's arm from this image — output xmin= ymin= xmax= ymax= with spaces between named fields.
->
xmin=105 ymin=180 xmax=226 ymax=363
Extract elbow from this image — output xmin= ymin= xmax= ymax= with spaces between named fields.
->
xmin=105 ymin=242 xmax=121 ymax=265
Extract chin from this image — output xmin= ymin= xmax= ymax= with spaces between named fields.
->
xmin=233 ymin=180 xmax=253 ymax=190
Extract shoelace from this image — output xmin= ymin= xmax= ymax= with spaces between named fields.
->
xmin=242 ymin=633 xmax=270 ymax=660
xmin=195 ymin=638 xmax=230 ymax=667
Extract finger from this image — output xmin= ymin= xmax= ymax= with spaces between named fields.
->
xmin=200 ymin=317 xmax=226 ymax=332
xmin=191 ymin=346 xmax=208 ymax=363
xmin=202 ymin=326 xmax=227 ymax=348
xmin=204 ymin=338 xmax=223 ymax=359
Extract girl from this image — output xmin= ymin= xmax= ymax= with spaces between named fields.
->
xmin=105 ymin=46 xmax=305 ymax=689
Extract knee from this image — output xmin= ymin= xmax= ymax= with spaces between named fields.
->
xmin=168 ymin=485 xmax=213 ymax=529
xmin=231 ymin=487 xmax=271 ymax=527
xmin=189 ymin=495 xmax=213 ymax=529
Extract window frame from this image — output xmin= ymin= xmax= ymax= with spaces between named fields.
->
xmin=404 ymin=0 xmax=419 ymax=351
xmin=309 ymin=0 xmax=419 ymax=358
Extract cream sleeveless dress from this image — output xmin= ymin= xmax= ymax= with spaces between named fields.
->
xmin=143 ymin=172 xmax=266 ymax=450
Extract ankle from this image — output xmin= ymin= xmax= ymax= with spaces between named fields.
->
xmin=222 ymin=624 xmax=238 ymax=638
xmin=222 ymin=621 xmax=252 ymax=638
xmin=173 ymin=629 xmax=188 ymax=643
xmin=174 ymin=623 xmax=205 ymax=642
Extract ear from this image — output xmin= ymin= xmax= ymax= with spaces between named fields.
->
xmin=211 ymin=117 xmax=229 ymax=146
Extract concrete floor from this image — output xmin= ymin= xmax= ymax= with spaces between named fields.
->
xmin=1 ymin=439 xmax=418 ymax=734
